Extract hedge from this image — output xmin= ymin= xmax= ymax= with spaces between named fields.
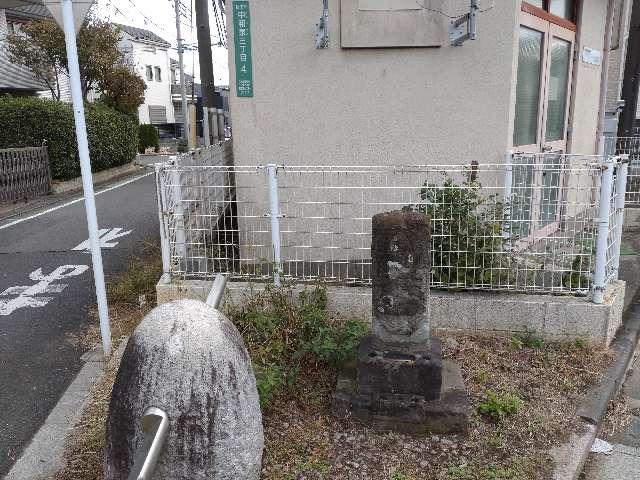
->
xmin=0 ymin=96 xmax=138 ymax=180
xmin=138 ymin=124 xmax=159 ymax=153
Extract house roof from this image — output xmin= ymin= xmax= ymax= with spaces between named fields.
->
xmin=0 ymin=50 xmax=47 ymax=91
xmin=115 ymin=24 xmax=171 ymax=47
xmin=4 ymin=3 xmax=51 ymax=21
xmin=0 ymin=4 xmax=48 ymax=91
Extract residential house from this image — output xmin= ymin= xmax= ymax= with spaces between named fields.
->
xmin=0 ymin=3 xmax=71 ymax=100
xmin=116 ymin=24 xmax=176 ymax=133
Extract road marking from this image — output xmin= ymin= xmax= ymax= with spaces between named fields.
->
xmin=72 ymin=227 xmax=133 ymax=251
xmin=0 ymin=265 xmax=89 ymax=316
xmin=0 ymin=171 xmax=154 ymax=232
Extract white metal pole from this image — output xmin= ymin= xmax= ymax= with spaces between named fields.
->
xmin=206 ymin=274 xmax=228 ymax=309
xmin=170 ymin=167 xmax=187 ymax=264
xmin=217 ymin=109 xmax=226 ymax=141
xmin=267 ymin=164 xmax=283 ymax=286
xmin=593 ymin=155 xmax=615 ymax=305
xmin=203 ymin=107 xmax=211 ymax=146
xmin=60 ymin=0 xmax=111 ymax=356
xmin=503 ymin=150 xmax=514 ymax=242
xmin=154 ymin=164 xmax=172 ymax=284
xmin=613 ymin=156 xmax=630 ymax=279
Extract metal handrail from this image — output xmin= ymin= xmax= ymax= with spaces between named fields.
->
xmin=206 ymin=274 xmax=228 ymax=309
xmin=128 ymin=407 xmax=170 ymax=480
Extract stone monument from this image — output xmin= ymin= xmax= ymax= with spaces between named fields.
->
xmin=104 ymin=299 xmax=263 ymax=479
xmin=333 ymin=210 xmax=470 ymax=435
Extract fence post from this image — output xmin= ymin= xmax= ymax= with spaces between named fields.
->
xmin=503 ymin=150 xmax=514 ymax=243
xmin=593 ymin=155 xmax=615 ymax=304
xmin=171 ymin=157 xmax=187 ymax=266
xmin=155 ymin=164 xmax=172 ymax=284
xmin=266 ymin=164 xmax=283 ymax=287
xmin=613 ymin=155 xmax=630 ymax=279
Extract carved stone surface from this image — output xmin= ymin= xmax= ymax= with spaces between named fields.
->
xmin=371 ymin=210 xmax=431 ymax=350
xmin=104 ymin=300 xmax=263 ymax=480
xmin=357 ymin=335 xmax=442 ymax=401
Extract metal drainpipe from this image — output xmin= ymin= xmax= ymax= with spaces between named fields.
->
xmin=596 ymin=0 xmax=618 ymax=150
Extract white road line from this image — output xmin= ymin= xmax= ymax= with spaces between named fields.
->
xmin=0 ymin=171 xmax=154 ymax=232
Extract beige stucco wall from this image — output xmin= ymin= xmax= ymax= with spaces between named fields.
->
xmin=226 ymin=1 xmax=611 ymax=273
xmin=229 ymin=0 xmax=520 ymax=167
xmin=568 ymin=0 xmax=608 ymax=156
xmin=229 ymin=1 xmax=613 ymax=164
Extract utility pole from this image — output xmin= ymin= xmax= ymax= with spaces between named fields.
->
xmin=618 ymin=0 xmax=640 ymax=137
xmin=195 ymin=0 xmax=217 ymax=145
xmin=175 ymin=0 xmax=190 ymax=144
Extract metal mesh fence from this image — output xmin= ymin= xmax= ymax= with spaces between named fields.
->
xmin=605 ymin=136 xmax=640 ymax=205
xmin=156 ymin=152 xmax=628 ymax=298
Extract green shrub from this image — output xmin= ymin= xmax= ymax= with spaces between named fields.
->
xmin=226 ymin=285 xmax=368 ymax=410
xmin=138 ymin=124 xmax=159 ymax=153
xmin=177 ymin=139 xmax=188 ymax=153
xmin=0 ymin=96 xmax=138 ymax=180
xmin=478 ymin=390 xmax=524 ymax=422
xmin=411 ymin=170 xmax=512 ymax=288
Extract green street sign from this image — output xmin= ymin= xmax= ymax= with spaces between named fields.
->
xmin=233 ymin=0 xmax=253 ymax=98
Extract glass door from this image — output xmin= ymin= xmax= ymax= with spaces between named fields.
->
xmin=512 ymin=11 xmax=575 ymax=240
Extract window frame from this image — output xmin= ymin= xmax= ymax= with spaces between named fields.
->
xmin=154 ymin=66 xmax=162 ymax=82
xmin=521 ymin=1 xmax=577 ymax=31
xmin=145 ymin=65 xmax=153 ymax=82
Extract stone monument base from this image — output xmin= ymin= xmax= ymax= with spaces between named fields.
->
xmin=332 ymin=359 xmax=470 ymax=436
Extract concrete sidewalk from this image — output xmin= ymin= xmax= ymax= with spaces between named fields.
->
xmin=584 ymin=230 xmax=640 ymax=480
xmin=584 ymin=360 xmax=640 ymax=479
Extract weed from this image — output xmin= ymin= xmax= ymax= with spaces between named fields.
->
xmin=473 ymin=369 xmax=490 ymax=385
xmin=291 ymin=458 xmax=330 ymax=478
xmin=226 ymin=285 xmax=368 ymax=410
xmin=478 ymin=390 xmax=524 ymax=422
xmin=390 ymin=469 xmax=418 ymax=480
xmin=510 ymin=332 xmax=544 ymax=350
xmin=574 ymin=338 xmax=587 ymax=350
xmin=562 ymin=251 xmax=591 ymax=291
xmin=444 ymin=464 xmax=474 ymax=479
xmin=106 ymin=244 xmax=162 ymax=304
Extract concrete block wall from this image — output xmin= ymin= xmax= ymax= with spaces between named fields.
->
xmin=157 ymin=279 xmax=626 ymax=347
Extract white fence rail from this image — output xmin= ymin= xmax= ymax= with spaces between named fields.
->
xmin=605 ymin=136 xmax=640 ymax=205
xmin=155 ymin=152 xmax=628 ymax=303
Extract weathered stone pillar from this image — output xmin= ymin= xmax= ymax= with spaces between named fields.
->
xmin=371 ymin=210 xmax=431 ymax=350
xmin=333 ymin=210 xmax=470 ymax=435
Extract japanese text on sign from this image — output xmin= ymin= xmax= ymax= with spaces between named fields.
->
xmin=233 ymin=1 xmax=253 ymax=97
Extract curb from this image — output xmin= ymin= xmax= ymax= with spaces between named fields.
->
xmin=51 ymin=162 xmax=141 ymax=195
xmin=0 ymin=167 xmax=152 ymax=225
xmin=551 ymin=304 xmax=640 ymax=480
xmin=4 ymin=347 xmax=108 ymax=480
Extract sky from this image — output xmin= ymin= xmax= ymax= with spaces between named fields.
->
xmin=93 ymin=0 xmax=230 ymax=86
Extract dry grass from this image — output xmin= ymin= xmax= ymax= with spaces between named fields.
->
xmin=600 ymin=392 xmax=633 ymax=440
xmin=259 ymin=336 xmax=612 ymax=480
xmin=52 ymin=260 xmax=613 ymax=480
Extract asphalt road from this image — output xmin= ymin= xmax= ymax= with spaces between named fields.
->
xmin=0 ymin=170 xmax=160 ymax=476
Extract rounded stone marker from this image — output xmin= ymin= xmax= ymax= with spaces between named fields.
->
xmin=104 ymin=299 xmax=263 ymax=480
